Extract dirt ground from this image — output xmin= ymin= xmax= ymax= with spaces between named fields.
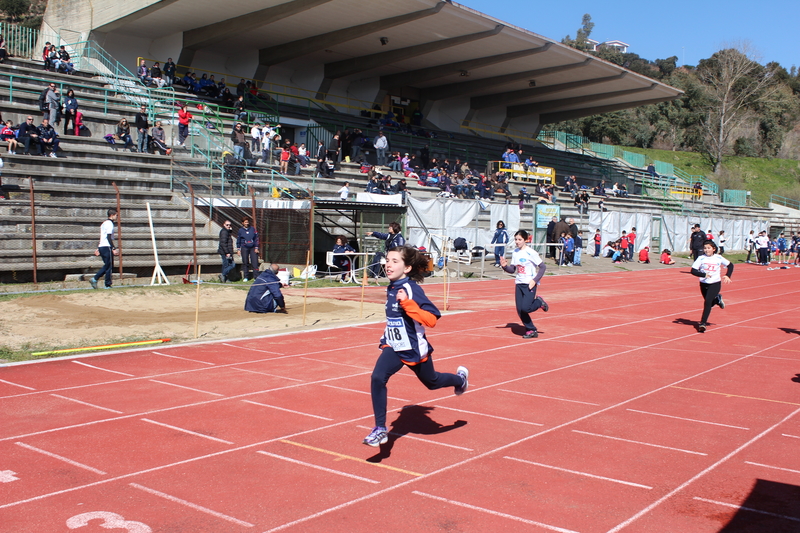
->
xmin=0 ymin=252 xmax=701 ymax=362
xmin=0 ymin=284 xmax=385 ymax=360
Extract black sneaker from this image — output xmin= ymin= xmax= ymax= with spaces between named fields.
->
xmin=717 ymin=296 xmax=725 ymax=309
xmin=537 ymin=296 xmax=549 ymax=312
xmin=698 ymin=323 xmax=707 ymax=333
xmin=523 ymin=330 xmax=538 ymax=339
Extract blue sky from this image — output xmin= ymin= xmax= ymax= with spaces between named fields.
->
xmin=461 ymin=0 xmax=797 ymax=70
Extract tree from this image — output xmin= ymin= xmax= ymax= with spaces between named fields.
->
xmin=694 ymin=43 xmax=779 ymax=172
xmin=562 ymin=14 xmax=594 ymax=51
xmin=0 ymin=0 xmax=30 ymax=21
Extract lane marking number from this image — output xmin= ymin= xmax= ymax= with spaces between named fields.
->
xmin=67 ymin=512 xmax=151 ymax=532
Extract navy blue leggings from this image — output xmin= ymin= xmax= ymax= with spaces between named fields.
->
xmin=515 ymin=283 xmax=542 ymax=331
xmin=370 ymin=346 xmax=461 ymax=428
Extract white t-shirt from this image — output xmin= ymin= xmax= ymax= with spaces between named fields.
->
xmin=511 ymin=246 xmax=542 ymax=285
xmin=691 ymin=254 xmax=730 ymax=284
xmin=338 ymin=186 xmax=349 ymax=200
xmin=98 ymin=219 xmax=114 ymax=248
xmin=755 ymin=235 xmax=769 ymax=249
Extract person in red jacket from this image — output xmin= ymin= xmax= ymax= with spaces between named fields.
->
xmin=177 ymin=104 xmax=192 ymax=146
xmin=619 ymin=231 xmax=629 ymax=262
xmin=638 ymin=246 xmax=650 ymax=264
xmin=627 ymin=227 xmax=637 ymax=261
xmin=593 ymin=229 xmax=602 ymax=257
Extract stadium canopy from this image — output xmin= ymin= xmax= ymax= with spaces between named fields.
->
xmin=43 ymin=0 xmax=682 ymax=134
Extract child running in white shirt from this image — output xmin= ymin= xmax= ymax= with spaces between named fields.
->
xmin=690 ymin=240 xmax=733 ymax=333
xmin=499 ymin=230 xmax=548 ymax=338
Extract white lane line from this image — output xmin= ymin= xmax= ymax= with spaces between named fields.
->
xmin=782 ymin=433 xmax=800 ymax=440
xmin=323 ymin=384 xmax=410 ymax=402
xmin=241 ymin=400 xmax=333 ymax=421
xmin=152 ymin=351 xmax=215 ymax=366
xmin=433 ymin=405 xmax=544 ymax=426
xmin=693 ymin=497 xmax=800 ymax=523
xmin=256 ymin=451 xmax=378 ymax=484
xmin=505 ymin=456 xmax=652 ymax=490
xmin=500 ymin=389 xmax=601 ymax=406
xmin=15 ymin=442 xmax=106 ymax=475
xmin=51 ymin=394 xmax=124 ymax=414
xmin=0 ymin=379 xmax=35 ymax=391
xmin=222 ymin=343 xmax=283 ymax=355
xmin=626 ymin=409 xmax=750 ymax=430
xmin=744 ymin=461 xmax=800 ymax=475
xmin=572 ymin=430 xmax=707 ymax=456
xmin=129 ymin=483 xmax=254 ymax=527
xmin=300 ymin=356 xmax=371 ymax=370
xmin=71 ymin=360 xmax=134 ymax=377
xmin=140 ymin=418 xmax=234 ymax=445
xmin=412 ymin=491 xmax=579 ymax=533
xmin=231 ymin=367 xmax=305 ymax=382
xmin=148 ymin=380 xmax=224 ymax=397
xmin=606 ymin=404 xmax=800 ymax=533
xmin=356 ymin=425 xmax=473 ymax=451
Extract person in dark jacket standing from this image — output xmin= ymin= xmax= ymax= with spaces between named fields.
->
xmin=218 ymin=219 xmax=236 ymax=283
xmin=491 ymin=220 xmax=509 ymax=267
xmin=237 ymin=216 xmax=259 ymax=281
xmin=89 ymin=208 xmax=119 ymax=289
xmin=134 ymin=105 xmax=150 ymax=154
xmin=366 ymin=222 xmax=405 ymax=278
xmin=62 ymin=89 xmax=79 ymax=136
xmin=244 ymin=264 xmax=286 ymax=313
xmin=689 ymin=225 xmax=706 ymax=261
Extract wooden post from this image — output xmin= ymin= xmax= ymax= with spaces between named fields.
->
xmin=360 ymin=252 xmax=368 ymax=318
xmin=302 ymin=250 xmax=311 ymax=326
xmin=194 ymin=265 xmax=202 ymax=338
xmin=188 ymin=183 xmax=198 ymax=279
xmin=112 ymin=182 xmax=123 ymax=280
xmin=29 ymin=177 xmax=38 ymax=288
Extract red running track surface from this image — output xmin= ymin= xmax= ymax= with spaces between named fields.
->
xmin=1 ymin=265 xmax=799 ymax=532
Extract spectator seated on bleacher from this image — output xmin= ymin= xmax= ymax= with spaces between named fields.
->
xmin=38 ymin=118 xmax=60 ymax=158
xmin=149 ymin=62 xmax=166 ymax=88
xmin=2 ymin=120 xmax=19 ymax=154
xmin=138 ymin=60 xmax=154 ymax=86
xmin=387 ymin=151 xmax=403 ymax=173
xmin=593 ymin=183 xmax=607 ymax=197
xmin=53 ymin=46 xmax=74 ymax=74
xmin=150 ymin=121 xmax=171 ymax=156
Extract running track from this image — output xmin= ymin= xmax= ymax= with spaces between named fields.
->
xmin=1 ymin=265 xmax=799 ymax=532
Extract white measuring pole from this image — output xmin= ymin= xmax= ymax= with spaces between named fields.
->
xmin=147 ymin=202 xmax=170 ymax=285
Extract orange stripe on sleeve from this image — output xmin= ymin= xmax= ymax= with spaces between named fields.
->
xmin=400 ymin=299 xmax=437 ymax=328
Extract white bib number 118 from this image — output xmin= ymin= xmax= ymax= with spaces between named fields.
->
xmin=385 ymin=317 xmax=411 ymax=352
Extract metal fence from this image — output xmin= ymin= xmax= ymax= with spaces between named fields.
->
xmin=0 ymin=21 xmax=39 ymax=59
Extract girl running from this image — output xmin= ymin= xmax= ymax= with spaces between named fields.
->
xmin=499 ymin=230 xmax=548 ymax=339
xmin=363 ymin=245 xmax=468 ymax=447
xmin=691 ymin=240 xmax=733 ymax=333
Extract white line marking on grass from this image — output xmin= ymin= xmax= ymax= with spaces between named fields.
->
xmin=626 ymin=409 xmax=750 ymax=430
xmin=256 ymin=451 xmax=379 ymax=484
xmin=356 ymin=425 xmax=474 ymax=451
xmin=148 ymin=380 xmax=224 ymax=396
xmin=433 ymin=405 xmax=544 ymax=426
xmin=129 ymin=483 xmax=254 ymax=527
xmin=51 ymin=394 xmax=124 ymax=414
xmin=241 ymin=400 xmax=333 ymax=421
xmin=693 ymin=497 xmax=800 ymax=523
xmin=412 ymin=491 xmax=579 ymax=533
xmin=151 ymin=351 xmax=215 ymax=366
xmin=72 ymin=360 xmax=134 ymax=376
xmin=782 ymin=433 xmax=800 ymax=440
xmin=323 ymin=384 xmax=410 ymax=402
xmin=606 ymin=404 xmax=800 ymax=533
xmin=140 ymin=418 xmax=234 ymax=445
xmin=15 ymin=442 xmax=106 ymax=475
xmin=504 ymin=456 xmax=652 ymax=489
xmin=500 ymin=389 xmax=601 ymax=406
xmin=744 ymin=461 xmax=800 ymax=475
xmin=0 ymin=379 xmax=35 ymax=390
xmin=231 ymin=367 xmax=305 ymax=381
xmin=222 ymin=343 xmax=283 ymax=355
xmin=572 ymin=430 xmax=707 ymax=456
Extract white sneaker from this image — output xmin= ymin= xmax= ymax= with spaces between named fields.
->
xmin=454 ymin=366 xmax=469 ymax=395
xmin=49 ymin=152 xmax=57 ymax=158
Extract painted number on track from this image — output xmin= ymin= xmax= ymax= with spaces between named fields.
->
xmin=0 ymin=470 xmax=19 ymax=483
xmin=66 ymin=511 xmax=152 ymax=532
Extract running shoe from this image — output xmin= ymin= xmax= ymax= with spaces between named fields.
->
xmin=363 ymin=426 xmax=388 ymax=447
xmin=523 ymin=330 xmax=538 ymax=339
xmin=717 ymin=296 xmax=725 ymax=309
xmin=89 ymin=278 xmax=97 ymax=290
xmin=537 ymin=296 xmax=549 ymax=312
xmin=455 ymin=366 xmax=469 ymax=396
xmin=697 ymin=323 xmax=707 ymax=333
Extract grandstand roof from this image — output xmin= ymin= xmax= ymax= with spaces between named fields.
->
xmin=51 ymin=0 xmax=682 ymax=126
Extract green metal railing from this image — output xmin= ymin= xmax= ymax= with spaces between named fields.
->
xmin=0 ymin=21 xmax=39 ymax=59
xmin=770 ymin=194 xmax=800 ymax=210
xmin=723 ymin=190 xmax=748 ymax=206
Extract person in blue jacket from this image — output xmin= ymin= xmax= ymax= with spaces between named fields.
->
xmin=237 ymin=216 xmax=259 ymax=281
xmin=244 ymin=264 xmax=286 ymax=313
xmin=362 ymin=245 xmax=468 ymax=447
xmin=490 ymin=220 xmax=509 ymax=267
xmin=332 ymin=235 xmax=356 ymax=282
xmin=366 ymin=222 xmax=405 ymax=278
